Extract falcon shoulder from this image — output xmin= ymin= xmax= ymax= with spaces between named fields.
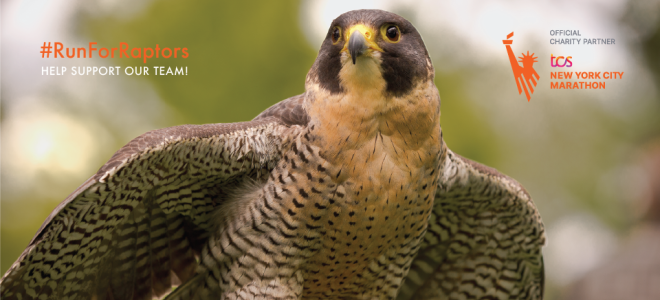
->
xmin=399 ymin=149 xmax=546 ymax=300
xmin=0 ymin=94 xmax=308 ymax=300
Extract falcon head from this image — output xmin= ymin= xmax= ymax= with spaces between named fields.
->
xmin=307 ymin=9 xmax=434 ymax=98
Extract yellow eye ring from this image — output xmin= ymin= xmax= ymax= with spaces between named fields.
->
xmin=331 ymin=26 xmax=342 ymax=44
xmin=381 ymin=24 xmax=401 ymax=43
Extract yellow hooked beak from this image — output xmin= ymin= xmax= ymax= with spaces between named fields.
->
xmin=343 ymin=24 xmax=384 ymax=64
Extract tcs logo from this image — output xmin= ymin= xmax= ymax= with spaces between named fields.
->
xmin=551 ymin=54 xmax=572 ymax=67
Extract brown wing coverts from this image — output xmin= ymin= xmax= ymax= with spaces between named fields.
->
xmin=399 ymin=150 xmax=545 ymax=300
xmin=0 ymin=97 xmax=309 ymax=300
xmin=253 ymin=94 xmax=309 ymax=126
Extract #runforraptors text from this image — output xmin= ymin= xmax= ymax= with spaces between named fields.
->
xmin=40 ymin=42 xmax=188 ymax=63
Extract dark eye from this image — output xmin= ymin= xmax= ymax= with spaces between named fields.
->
xmin=385 ymin=25 xmax=400 ymax=42
xmin=331 ymin=27 xmax=341 ymax=44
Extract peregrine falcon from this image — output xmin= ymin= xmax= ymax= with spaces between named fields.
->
xmin=1 ymin=9 xmax=545 ymax=300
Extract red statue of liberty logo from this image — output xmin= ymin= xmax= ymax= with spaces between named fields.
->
xmin=503 ymin=32 xmax=539 ymax=101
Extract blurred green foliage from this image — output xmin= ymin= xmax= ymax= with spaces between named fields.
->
xmin=435 ymin=72 xmax=502 ymax=166
xmin=84 ymin=0 xmax=317 ymax=124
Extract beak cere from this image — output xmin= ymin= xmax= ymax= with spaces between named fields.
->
xmin=348 ymin=30 xmax=368 ymax=65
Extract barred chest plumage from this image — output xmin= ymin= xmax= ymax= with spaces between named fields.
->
xmin=203 ymin=83 xmax=444 ymax=299
xmin=291 ymin=123 xmax=443 ymax=298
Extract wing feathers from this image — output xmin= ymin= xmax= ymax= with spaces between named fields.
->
xmin=400 ymin=149 xmax=545 ymax=300
xmin=253 ymin=94 xmax=309 ymax=126
xmin=1 ymin=111 xmax=303 ymax=300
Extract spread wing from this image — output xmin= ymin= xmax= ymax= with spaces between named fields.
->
xmin=399 ymin=149 xmax=546 ymax=300
xmin=0 ymin=95 xmax=308 ymax=300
